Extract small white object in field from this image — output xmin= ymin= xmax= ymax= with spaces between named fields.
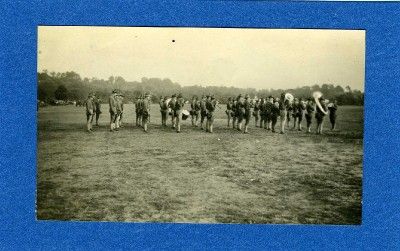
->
xmin=217 ymin=138 xmax=220 ymax=141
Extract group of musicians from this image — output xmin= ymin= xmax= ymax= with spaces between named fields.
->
xmin=85 ymin=90 xmax=338 ymax=134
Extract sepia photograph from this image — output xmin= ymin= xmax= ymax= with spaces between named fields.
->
xmin=37 ymin=26 xmax=364 ymax=224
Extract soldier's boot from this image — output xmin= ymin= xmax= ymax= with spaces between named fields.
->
xmin=238 ymin=123 xmax=242 ymax=131
xmin=209 ymin=124 xmax=213 ymax=133
xmin=110 ymin=123 xmax=115 ymax=132
xmin=205 ymin=121 xmax=209 ymax=132
xmin=144 ymin=123 xmax=148 ymax=132
xmin=177 ymin=123 xmax=181 ymax=133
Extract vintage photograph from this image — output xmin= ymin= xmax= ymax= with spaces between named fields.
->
xmin=37 ymin=26 xmax=364 ymax=224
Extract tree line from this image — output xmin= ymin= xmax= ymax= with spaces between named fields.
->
xmin=37 ymin=70 xmax=364 ymax=105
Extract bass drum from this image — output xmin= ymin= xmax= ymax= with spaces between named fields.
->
xmin=182 ymin=109 xmax=190 ymax=120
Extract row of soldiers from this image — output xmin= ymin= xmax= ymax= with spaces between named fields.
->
xmin=222 ymin=93 xmax=338 ymax=134
xmin=155 ymin=94 xmax=219 ymax=133
xmin=86 ymin=90 xmax=337 ymax=134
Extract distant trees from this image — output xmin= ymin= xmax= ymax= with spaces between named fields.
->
xmin=37 ymin=70 xmax=364 ymax=105
xmin=54 ymin=85 xmax=68 ymax=100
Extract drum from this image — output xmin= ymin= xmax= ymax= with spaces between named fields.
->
xmin=182 ymin=110 xmax=190 ymax=120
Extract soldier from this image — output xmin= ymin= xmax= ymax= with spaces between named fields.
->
xmin=265 ymin=96 xmax=274 ymax=130
xmin=286 ymin=100 xmax=293 ymax=129
xmin=135 ymin=95 xmax=141 ymax=127
xmin=142 ymin=93 xmax=151 ymax=132
xmin=109 ymin=89 xmax=118 ymax=132
xmin=270 ymin=98 xmax=280 ymax=133
xmin=194 ymin=96 xmax=201 ymax=127
xmin=174 ymin=93 xmax=185 ymax=133
xmin=94 ymin=95 xmax=102 ymax=126
xmin=206 ymin=95 xmax=218 ymax=133
xmin=200 ymin=95 xmax=208 ymax=130
xmin=328 ymin=100 xmax=338 ymax=131
xmin=243 ymin=94 xmax=252 ymax=134
xmin=315 ymin=97 xmax=328 ymax=134
xmin=115 ymin=93 xmax=124 ymax=130
xmin=253 ymin=99 xmax=260 ymax=127
xmin=231 ymin=97 xmax=238 ymax=129
xmin=305 ymin=98 xmax=315 ymax=133
xmin=168 ymin=94 xmax=177 ymax=129
xmin=258 ymin=98 xmax=265 ymax=128
xmin=292 ymin=98 xmax=299 ymax=130
xmin=226 ymin=97 xmax=233 ymax=127
xmin=236 ymin=94 xmax=245 ymax=131
xmin=190 ymin=96 xmax=199 ymax=127
xmin=279 ymin=93 xmax=290 ymax=134
xmin=160 ymin=96 xmax=168 ymax=127
xmin=297 ymin=98 xmax=306 ymax=131
xmin=85 ymin=93 xmax=95 ymax=132
xmin=159 ymin=96 xmax=164 ymax=126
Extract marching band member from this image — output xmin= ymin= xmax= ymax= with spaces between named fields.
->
xmin=243 ymin=94 xmax=252 ymax=134
xmin=226 ymin=97 xmax=233 ymax=128
xmin=200 ymin=95 xmax=207 ymax=130
xmin=108 ymin=89 xmax=118 ymax=132
xmin=253 ymin=99 xmax=260 ymax=128
xmin=315 ymin=97 xmax=328 ymax=134
xmin=328 ymin=100 xmax=338 ymax=131
xmin=305 ymin=98 xmax=315 ymax=133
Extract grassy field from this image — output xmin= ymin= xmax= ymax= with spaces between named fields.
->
xmin=37 ymin=104 xmax=363 ymax=224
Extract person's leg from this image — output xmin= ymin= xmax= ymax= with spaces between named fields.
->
xmin=209 ymin=116 xmax=214 ymax=133
xmin=280 ymin=111 xmax=287 ymax=133
xmin=227 ymin=112 xmax=231 ymax=127
xmin=298 ymin=115 xmax=302 ymax=131
xmin=271 ymin=117 xmax=277 ymax=132
xmin=95 ymin=113 xmax=100 ymax=126
xmin=176 ymin=112 xmax=181 ymax=132
xmin=110 ymin=113 xmax=115 ymax=131
xmin=86 ymin=114 xmax=91 ymax=132
xmin=244 ymin=117 xmax=249 ymax=133
xmin=195 ymin=113 xmax=199 ymax=127
xmin=320 ymin=118 xmax=324 ymax=134
xmin=171 ymin=114 xmax=175 ymax=128
xmin=232 ymin=116 xmax=236 ymax=129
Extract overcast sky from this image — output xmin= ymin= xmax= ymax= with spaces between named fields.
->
xmin=38 ymin=26 xmax=365 ymax=91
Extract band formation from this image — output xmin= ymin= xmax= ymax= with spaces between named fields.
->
xmin=85 ymin=89 xmax=338 ymax=134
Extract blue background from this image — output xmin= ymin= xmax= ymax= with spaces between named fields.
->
xmin=1 ymin=0 xmax=399 ymax=250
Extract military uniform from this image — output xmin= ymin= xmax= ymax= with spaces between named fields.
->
xmin=115 ymin=95 xmax=124 ymax=130
xmin=174 ymin=94 xmax=185 ymax=133
xmin=94 ymin=98 xmax=102 ymax=126
xmin=253 ymin=100 xmax=260 ymax=127
xmin=305 ymin=100 xmax=315 ymax=133
xmin=328 ymin=103 xmax=338 ymax=130
xmin=168 ymin=96 xmax=177 ymax=128
xmin=160 ymin=97 xmax=168 ymax=126
xmin=315 ymin=98 xmax=328 ymax=134
xmin=231 ymin=99 xmax=238 ymax=129
xmin=270 ymin=100 xmax=280 ymax=133
xmin=190 ymin=98 xmax=200 ymax=126
xmin=85 ymin=94 xmax=95 ymax=132
xmin=226 ymin=99 xmax=233 ymax=127
xmin=200 ymin=97 xmax=207 ymax=130
xmin=206 ymin=96 xmax=217 ymax=133
xmin=243 ymin=96 xmax=252 ymax=133
xmin=236 ymin=95 xmax=245 ymax=131
xmin=279 ymin=94 xmax=290 ymax=134
xmin=264 ymin=98 xmax=273 ymax=130
xmin=142 ymin=94 xmax=151 ymax=132
xmin=109 ymin=91 xmax=118 ymax=131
